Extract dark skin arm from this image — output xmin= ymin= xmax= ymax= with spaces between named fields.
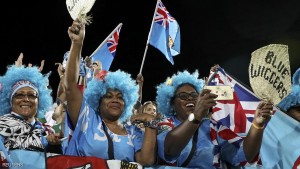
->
xmin=64 ymin=19 xmax=85 ymax=127
xmin=131 ymin=113 xmax=157 ymax=166
xmin=243 ymin=101 xmax=273 ymax=161
xmin=55 ymin=63 xmax=66 ymax=99
xmin=136 ymin=73 xmax=144 ymax=103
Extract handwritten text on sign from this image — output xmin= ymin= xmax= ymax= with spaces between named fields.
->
xmin=249 ymin=51 xmax=289 ymax=99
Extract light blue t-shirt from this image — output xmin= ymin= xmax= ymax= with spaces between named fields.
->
xmin=157 ymin=116 xmax=247 ymax=169
xmin=65 ymin=100 xmax=144 ymax=161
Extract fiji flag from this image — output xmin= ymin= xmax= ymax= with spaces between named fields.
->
xmin=149 ymin=0 xmax=180 ymax=65
xmin=208 ymin=67 xmax=261 ymax=135
xmin=91 ymin=23 xmax=122 ymax=71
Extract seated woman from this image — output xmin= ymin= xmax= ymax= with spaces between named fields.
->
xmin=0 ymin=64 xmax=57 ymax=169
xmin=63 ymin=19 xmax=157 ymax=167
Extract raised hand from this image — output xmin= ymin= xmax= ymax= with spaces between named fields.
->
xmin=15 ymin=52 xmax=23 ymax=67
xmin=68 ymin=19 xmax=85 ymax=43
xmin=38 ymin=60 xmax=45 ymax=72
xmin=194 ymin=89 xmax=218 ymax=119
xmin=253 ymin=101 xmax=273 ymax=126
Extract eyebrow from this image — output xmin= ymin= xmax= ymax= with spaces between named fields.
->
xmin=106 ymin=91 xmax=123 ymax=96
xmin=15 ymin=92 xmax=37 ymax=95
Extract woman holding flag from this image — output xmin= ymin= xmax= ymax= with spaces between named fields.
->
xmin=63 ymin=19 xmax=157 ymax=167
xmin=155 ymin=66 xmax=273 ymax=168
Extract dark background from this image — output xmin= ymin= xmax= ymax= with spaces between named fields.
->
xmin=1 ymin=0 xmax=300 ymax=102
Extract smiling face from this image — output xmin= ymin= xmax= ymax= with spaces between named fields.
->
xmin=99 ymin=89 xmax=125 ymax=121
xmin=11 ymin=87 xmax=38 ymax=122
xmin=172 ymin=84 xmax=198 ymax=122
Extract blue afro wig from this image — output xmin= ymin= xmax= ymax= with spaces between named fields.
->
xmin=277 ymin=68 xmax=300 ymax=111
xmin=84 ymin=70 xmax=138 ymax=123
xmin=156 ymin=70 xmax=205 ymax=117
xmin=0 ymin=65 xmax=53 ymax=118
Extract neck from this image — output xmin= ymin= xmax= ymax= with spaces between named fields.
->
xmin=102 ymin=119 xmax=127 ymax=135
xmin=11 ymin=112 xmax=35 ymax=123
xmin=102 ymin=118 xmax=120 ymax=125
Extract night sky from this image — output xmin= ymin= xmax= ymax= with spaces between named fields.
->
xmin=1 ymin=0 xmax=300 ymax=102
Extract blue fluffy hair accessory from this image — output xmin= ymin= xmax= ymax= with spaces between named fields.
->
xmin=277 ymin=68 xmax=300 ymax=111
xmin=0 ymin=65 xmax=53 ymax=118
xmin=156 ymin=70 xmax=205 ymax=117
xmin=84 ymin=70 xmax=138 ymax=123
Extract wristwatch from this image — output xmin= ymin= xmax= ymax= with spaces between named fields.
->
xmin=188 ymin=113 xmax=200 ymax=124
xmin=144 ymin=119 xmax=159 ymax=129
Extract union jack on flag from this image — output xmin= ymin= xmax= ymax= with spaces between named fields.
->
xmin=107 ymin=26 xmax=121 ymax=57
xmin=154 ymin=1 xmax=176 ymax=28
xmin=208 ymin=67 xmax=261 ymax=134
xmin=91 ymin=23 xmax=123 ymax=71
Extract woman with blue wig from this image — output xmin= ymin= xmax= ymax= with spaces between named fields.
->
xmin=63 ymin=19 xmax=157 ymax=166
xmin=156 ymin=66 xmax=273 ymax=168
xmin=0 ymin=64 xmax=55 ymax=169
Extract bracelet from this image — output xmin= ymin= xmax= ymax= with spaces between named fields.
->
xmin=144 ymin=119 xmax=159 ymax=129
xmin=252 ymin=122 xmax=264 ymax=130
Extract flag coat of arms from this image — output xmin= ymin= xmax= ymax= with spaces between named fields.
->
xmin=149 ymin=0 xmax=180 ymax=65
xmin=208 ymin=67 xmax=261 ymax=135
xmin=91 ymin=24 xmax=122 ymax=71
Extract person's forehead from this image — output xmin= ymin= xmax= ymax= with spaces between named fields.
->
xmin=16 ymin=87 xmax=37 ymax=93
xmin=176 ymin=84 xmax=196 ymax=92
xmin=107 ymin=88 xmax=122 ymax=94
xmin=145 ymin=103 xmax=156 ymax=108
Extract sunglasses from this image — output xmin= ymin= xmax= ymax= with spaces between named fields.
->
xmin=175 ymin=92 xmax=198 ymax=101
xmin=13 ymin=93 xmax=38 ymax=100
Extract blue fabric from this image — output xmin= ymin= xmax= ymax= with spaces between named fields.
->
xmin=157 ymin=116 xmax=247 ymax=169
xmin=61 ymin=113 xmax=71 ymax=154
xmin=79 ymin=58 xmax=87 ymax=76
xmin=91 ymin=24 xmax=122 ymax=71
xmin=85 ymin=66 xmax=94 ymax=85
xmin=244 ymin=110 xmax=300 ymax=169
xmin=9 ymin=150 xmax=45 ymax=169
xmin=91 ymin=44 xmax=114 ymax=71
xmin=65 ymin=100 xmax=144 ymax=161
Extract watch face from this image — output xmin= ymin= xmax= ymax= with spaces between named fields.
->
xmin=188 ymin=113 xmax=194 ymax=121
xmin=150 ymin=120 xmax=159 ymax=128
xmin=144 ymin=119 xmax=158 ymax=128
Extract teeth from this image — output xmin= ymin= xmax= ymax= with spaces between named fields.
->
xmin=186 ymin=103 xmax=195 ymax=107
xmin=20 ymin=106 xmax=30 ymax=108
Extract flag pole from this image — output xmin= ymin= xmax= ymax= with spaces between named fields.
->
xmin=139 ymin=0 xmax=160 ymax=74
xmin=89 ymin=23 xmax=123 ymax=58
